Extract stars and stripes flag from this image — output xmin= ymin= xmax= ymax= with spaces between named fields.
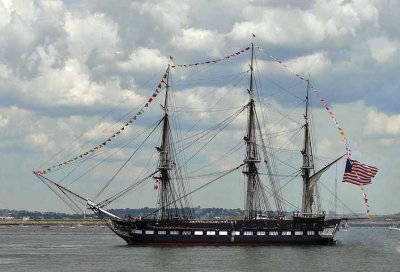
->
xmin=342 ymin=159 xmax=378 ymax=185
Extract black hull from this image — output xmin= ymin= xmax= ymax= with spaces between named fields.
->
xmin=121 ymin=235 xmax=335 ymax=246
xmin=108 ymin=217 xmax=340 ymax=246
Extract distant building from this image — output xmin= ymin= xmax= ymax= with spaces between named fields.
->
xmin=0 ymin=216 xmax=14 ymax=220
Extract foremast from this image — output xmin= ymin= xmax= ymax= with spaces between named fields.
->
xmin=156 ymin=66 xmax=178 ymax=221
xmin=243 ymin=43 xmax=261 ymax=220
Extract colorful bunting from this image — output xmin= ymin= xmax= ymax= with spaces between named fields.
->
xmin=171 ymin=46 xmax=250 ymax=68
xmin=314 ymin=90 xmax=352 ymax=157
xmin=361 ymin=187 xmax=372 ymax=219
xmin=33 ymin=170 xmax=46 ymax=176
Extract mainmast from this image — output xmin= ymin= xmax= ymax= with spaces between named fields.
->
xmin=157 ymin=66 xmax=174 ymax=221
xmin=301 ymin=79 xmax=315 ymax=214
xmin=243 ymin=43 xmax=262 ymax=220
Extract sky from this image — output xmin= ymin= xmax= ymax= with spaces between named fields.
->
xmin=0 ymin=0 xmax=399 ymax=215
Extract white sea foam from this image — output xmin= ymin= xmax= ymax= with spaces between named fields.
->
xmin=396 ymin=243 xmax=400 ymax=254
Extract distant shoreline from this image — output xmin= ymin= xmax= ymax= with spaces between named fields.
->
xmin=349 ymin=219 xmax=400 ymax=227
xmin=0 ymin=219 xmax=106 ymax=226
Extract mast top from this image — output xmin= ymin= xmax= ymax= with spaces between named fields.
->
xmin=248 ymin=43 xmax=255 ymax=100
xmin=162 ymin=66 xmax=170 ymax=113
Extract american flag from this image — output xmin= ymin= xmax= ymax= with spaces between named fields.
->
xmin=342 ymin=159 xmax=379 ymax=185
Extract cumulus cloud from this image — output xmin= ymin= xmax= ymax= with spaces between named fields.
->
xmin=228 ymin=0 xmax=378 ymax=45
xmin=252 ymin=51 xmax=332 ymax=81
xmin=25 ymin=132 xmax=55 ymax=151
xmin=65 ymin=12 xmax=120 ymax=61
xmin=11 ymin=56 xmax=105 ymax=108
xmin=131 ymin=0 xmax=190 ymax=32
xmin=286 ymin=52 xmax=332 ymax=76
xmin=0 ymin=0 xmax=65 ymax=74
xmin=368 ymin=36 xmax=399 ymax=63
xmin=0 ymin=111 xmax=9 ymax=127
xmin=117 ymin=47 xmax=169 ymax=72
xmin=364 ymin=108 xmax=400 ymax=136
xmin=172 ymin=28 xmax=225 ymax=56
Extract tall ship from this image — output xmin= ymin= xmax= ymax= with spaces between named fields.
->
xmin=33 ymin=42 xmax=378 ymax=246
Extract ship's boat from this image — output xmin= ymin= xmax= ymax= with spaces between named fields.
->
xmin=389 ymin=225 xmax=400 ymax=231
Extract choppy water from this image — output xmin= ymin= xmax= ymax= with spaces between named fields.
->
xmin=0 ymin=225 xmax=399 ymax=272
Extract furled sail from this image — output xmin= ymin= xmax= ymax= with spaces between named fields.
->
xmin=308 ymin=155 xmax=345 ymax=193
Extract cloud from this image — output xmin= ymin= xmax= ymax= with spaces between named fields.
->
xmin=25 ymin=132 xmax=55 ymax=151
xmin=0 ymin=0 xmax=66 ymax=74
xmin=131 ymin=0 xmax=190 ymax=32
xmin=65 ymin=12 xmax=120 ymax=61
xmin=0 ymin=111 xmax=9 ymax=127
xmin=364 ymin=108 xmax=400 ymax=137
xmin=0 ymin=106 xmax=47 ymax=152
xmin=252 ymin=51 xmax=332 ymax=82
xmin=116 ymin=47 xmax=169 ymax=73
xmin=83 ymin=121 xmax=117 ymax=141
xmin=368 ymin=36 xmax=399 ymax=63
xmin=0 ymin=62 xmax=11 ymax=79
xmin=228 ymin=0 xmax=378 ymax=46
xmin=25 ymin=57 xmax=105 ymax=107
xmin=286 ymin=52 xmax=332 ymax=76
xmin=172 ymin=28 xmax=225 ymax=56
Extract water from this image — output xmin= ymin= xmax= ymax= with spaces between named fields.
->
xmin=0 ymin=226 xmax=399 ymax=272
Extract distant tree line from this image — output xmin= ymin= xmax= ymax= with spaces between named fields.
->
xmin=0 ymin=207 xmax=250 ymax=220
xmin=0 ymin=209 xmax=85 ymax=219
xmin=108 ymin=207 xmax=247 ymax=219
